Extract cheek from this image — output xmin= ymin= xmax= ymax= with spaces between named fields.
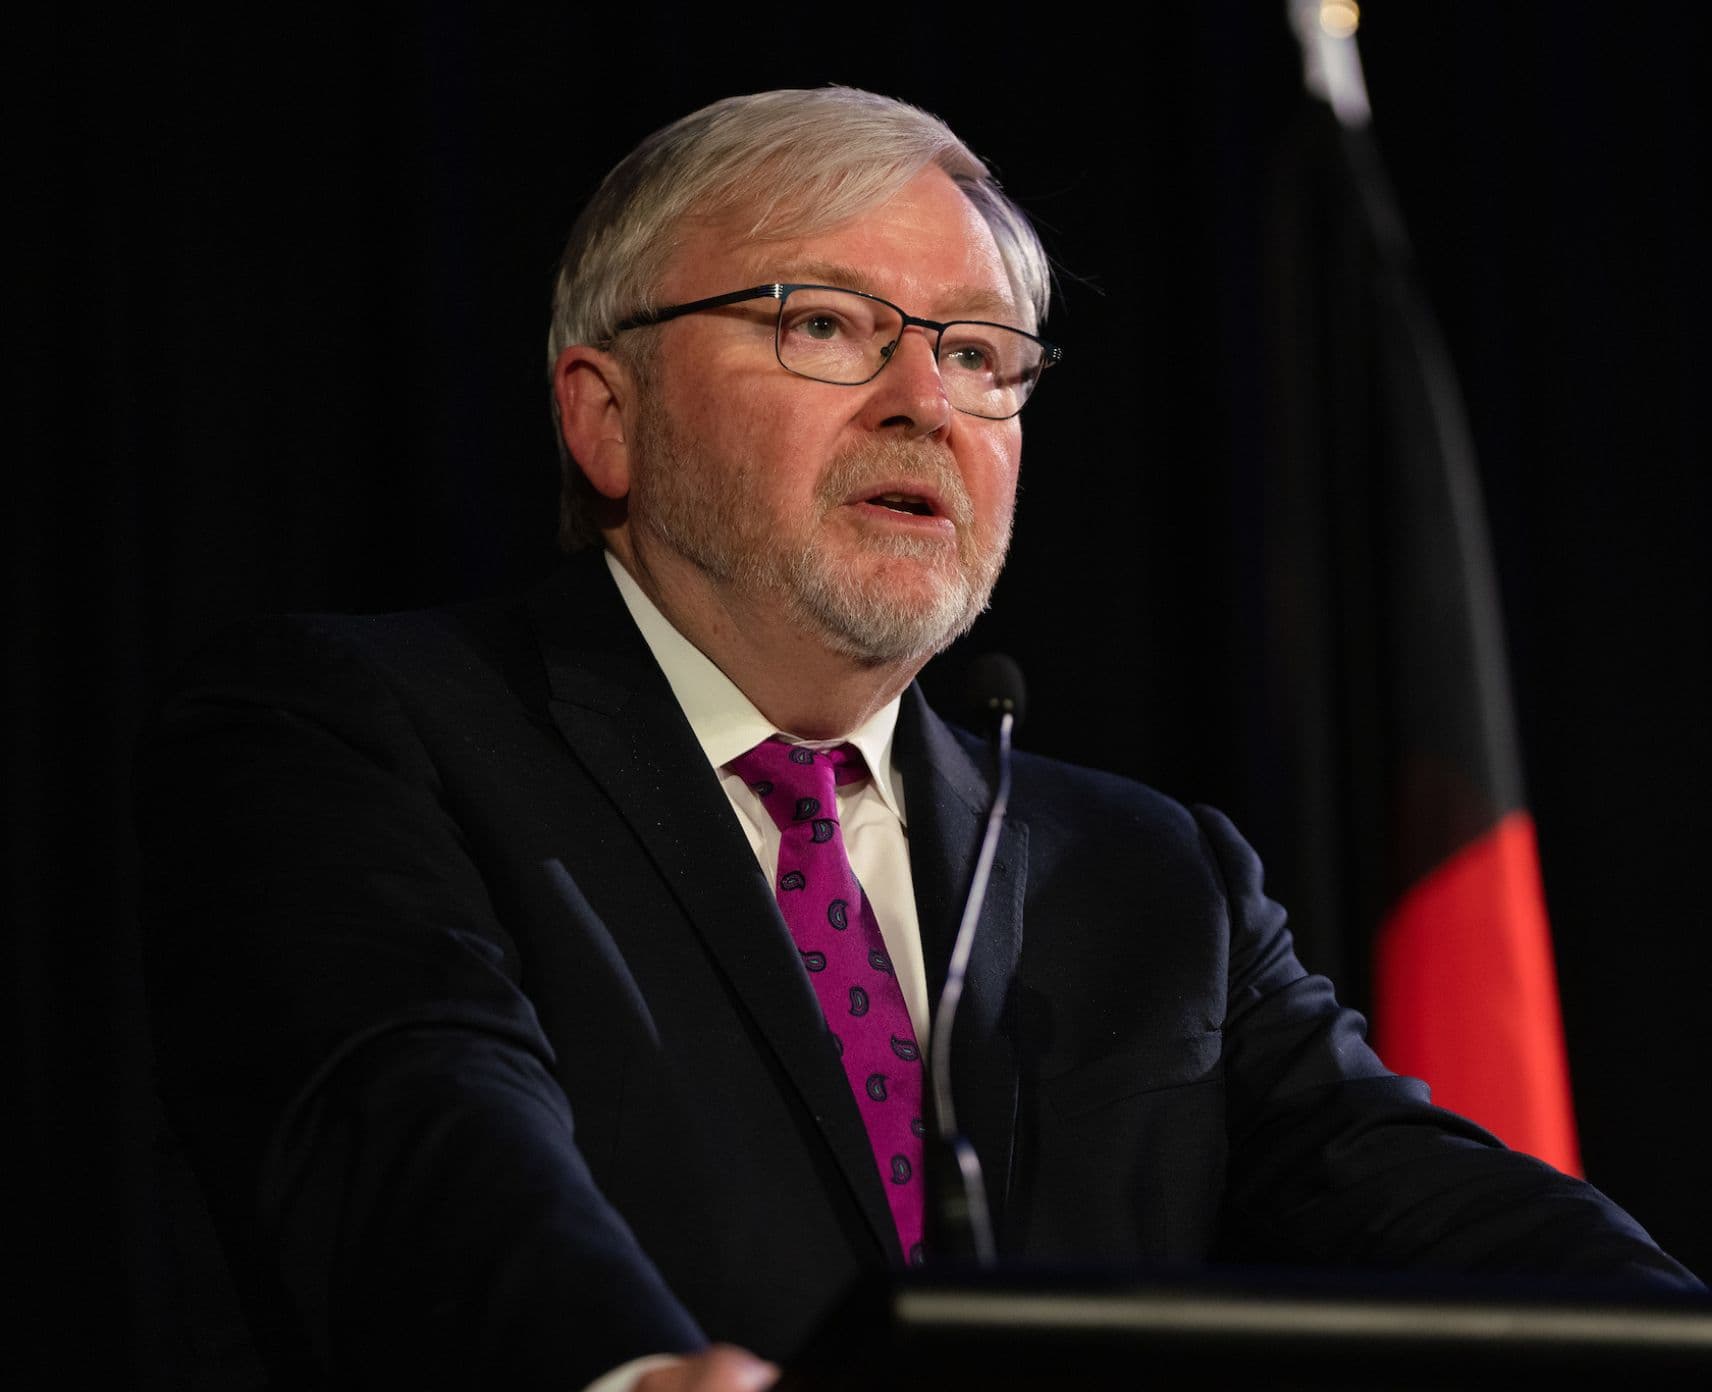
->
xmin=652 ymin=333 xmax=781 ymax=453
xmin=688 ymin=357 xmax=808 ymax=447
xmin=730 ymin=391 xmax=847 ymax=492
xmin=968 ymin=430 xmax=1023 ymax=519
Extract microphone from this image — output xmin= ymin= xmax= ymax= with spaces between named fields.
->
xmin=928 ymin=653 xmax=1026 ymax=1266
xmin=961 ymin=652 xmax=1027 ymax=735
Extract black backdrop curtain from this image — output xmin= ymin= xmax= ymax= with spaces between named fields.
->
xmin=15 ymin=3 xmax=1707 ymax=1381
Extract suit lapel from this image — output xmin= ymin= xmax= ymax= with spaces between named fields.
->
xmin=895 ymin=687 xmax=1027 ymax=1239
xmin=526 ymin=557 xmax=904 ymax=1261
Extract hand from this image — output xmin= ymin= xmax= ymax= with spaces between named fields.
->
xmin=635 ymin=1345 xmax=778 ymax=1392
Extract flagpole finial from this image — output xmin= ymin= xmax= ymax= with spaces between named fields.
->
xmin=1287 ymin=0 xmax=1373 ymax=130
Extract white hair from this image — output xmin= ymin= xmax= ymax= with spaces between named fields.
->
xmin=546 ymin=87 xmax=1051 ymax=550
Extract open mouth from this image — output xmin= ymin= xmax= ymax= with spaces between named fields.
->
xmin=865 ymin=491 xmax=937 ymax=517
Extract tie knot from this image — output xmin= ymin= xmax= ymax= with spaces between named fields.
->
xmin=729 ymin=737 xmax=867 ymax=832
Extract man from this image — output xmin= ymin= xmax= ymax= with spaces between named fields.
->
xmin=138 ymin=88 xmax=1696 ymax=1390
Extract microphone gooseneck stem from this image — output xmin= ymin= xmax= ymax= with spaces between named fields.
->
xmin=928 ymin=709 xmax=1011 ymax=1266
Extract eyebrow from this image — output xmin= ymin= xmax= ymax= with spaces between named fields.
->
xmin=764 ymin=259 xmax=1021 ymax=324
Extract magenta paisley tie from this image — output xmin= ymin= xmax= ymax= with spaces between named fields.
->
xmin=729 ymin=736 xmax=926 ymax=1265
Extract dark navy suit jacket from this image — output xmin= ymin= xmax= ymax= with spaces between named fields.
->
xmin=137 ymin=552 xmax=1693 ymax=1386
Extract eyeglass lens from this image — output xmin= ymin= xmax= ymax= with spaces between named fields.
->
xmin=776 ymin=287 xmax=1044 ymax=419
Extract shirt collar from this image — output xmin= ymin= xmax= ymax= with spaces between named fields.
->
xmin=604 ymin=552 xmax=907 ymax=823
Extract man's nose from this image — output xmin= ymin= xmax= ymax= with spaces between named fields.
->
xmin=866 ymin=326 xmax=952 ymax=438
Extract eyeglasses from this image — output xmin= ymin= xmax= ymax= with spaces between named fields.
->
xmin=611 ymin=283 xmax=1063 ymax=420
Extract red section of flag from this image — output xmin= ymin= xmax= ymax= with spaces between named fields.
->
xmin=1372 ymin=811 xmax=1582 ymax=1176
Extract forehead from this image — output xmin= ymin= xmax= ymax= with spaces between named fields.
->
xmin=664 ymin=166 xmax=1019 ymax=322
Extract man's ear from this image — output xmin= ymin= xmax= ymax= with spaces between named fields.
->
xmin=552 ymin=345 xmax=634 ymax=501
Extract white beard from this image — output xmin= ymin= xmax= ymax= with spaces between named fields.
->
xmin=630 ymin=400 xmax=1011 ymax=665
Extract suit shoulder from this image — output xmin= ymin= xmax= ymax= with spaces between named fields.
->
xmin=159 ymin=587 xmax=544 ymax=714
xmin=1005 ymin=741 xmax=1206 ymax=843
xmin=929 ymin=715 xmax=1265 ymax=900
xmin=923 ymin=717 xmax=1216 ymax=879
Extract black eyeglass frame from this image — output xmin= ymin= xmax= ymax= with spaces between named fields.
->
xmin=610 ymin=282 xmax=1063 ymax=421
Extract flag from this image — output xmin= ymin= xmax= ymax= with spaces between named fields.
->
xmin=1263 ymin=21 xmax=1581 ymax=1174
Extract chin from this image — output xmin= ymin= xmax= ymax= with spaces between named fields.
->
xmin=785 ymin=552 xmax=989 ymax=666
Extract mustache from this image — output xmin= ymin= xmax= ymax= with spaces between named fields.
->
xmin=815 ymin=439 xmax=975 ymax=528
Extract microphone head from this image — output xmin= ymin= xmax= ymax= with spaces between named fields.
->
xmin=962 ymin=652 xmax=1026 ymax=734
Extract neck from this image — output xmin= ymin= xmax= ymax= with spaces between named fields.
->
xmin=608 ymin=535 xmax=922 ymax=740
